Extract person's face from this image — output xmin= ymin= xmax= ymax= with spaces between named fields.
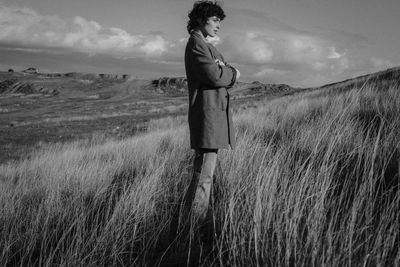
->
xmin=200 ymin=16 xmax=221 ymax=38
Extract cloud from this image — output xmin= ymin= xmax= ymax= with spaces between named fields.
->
xmin=327 ymin=46 xmax=344 ymax=59
xmin=0 ymin=3 xmax=393 ymax=87
xmin=216 ymin=31 xmax=351 ymax=85
xmin=216 ymin=7 xmax=388 ymax=87
xmin=220 ymin=31 xmax=341 ymax=65
xmin=0 ymin=3 xmax=169 ymax=57
xmin=211 ymin=29 xmax=395 ymax=87
xmin=220 ymin=32 xmax=273 ymax=65
xmin=1 ymin=47 xmax=44 ymax=53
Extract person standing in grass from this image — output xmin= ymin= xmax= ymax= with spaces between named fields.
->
xmin=181 ymin=0 xmax=240 ymax=228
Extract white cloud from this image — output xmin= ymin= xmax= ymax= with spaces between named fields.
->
xmin=213 ymin=30 xmax=361 ymax=86
xmin=220 ymin=32 xmax=273 ymax=64
xmin=1 ymin=47 xmax=44 ymax=53
xmin=0 ymin=4 xmax=169 ymax=57
xmin=139 ymin=35 xmax=168 ymax=56
xmin=327 ymin=46 xmax=344 ymax=59
xmin=218 ymin=31 xmax=347 ymax=67
xmin=1 ymin=3 xmax=394 ymax=87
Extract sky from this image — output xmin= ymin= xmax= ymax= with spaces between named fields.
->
xmin=0 ymin=0 xmax=399 ymax=87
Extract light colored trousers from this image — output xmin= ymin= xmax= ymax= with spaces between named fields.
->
xmin=184 ymin=148 xmax=218 ymax=222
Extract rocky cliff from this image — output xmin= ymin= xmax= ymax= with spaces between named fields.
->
xmin=0 ymin=79 xmax=59 ymax=95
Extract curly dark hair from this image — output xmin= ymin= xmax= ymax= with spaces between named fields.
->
xmin=187 ymin=1 xmax=226 ymax=34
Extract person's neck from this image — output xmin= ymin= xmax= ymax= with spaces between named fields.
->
xmin=193 ymin=29 xmax=208 ymax=42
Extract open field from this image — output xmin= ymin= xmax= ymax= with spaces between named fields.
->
xmin=0 ymin=68 xmax=399 ymax=266
xmin=0 ymin=71 xmax=299 ymax=163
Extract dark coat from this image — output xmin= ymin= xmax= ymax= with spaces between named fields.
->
xmin=185 ymin=31 xmax=237 ymax=150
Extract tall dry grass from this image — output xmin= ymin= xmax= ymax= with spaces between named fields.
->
xmin=0 ymin=81 xmax=399 ymax=266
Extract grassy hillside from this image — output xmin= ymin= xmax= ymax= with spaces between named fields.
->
xmin=0 ymin=72 xmax=399 ymax=265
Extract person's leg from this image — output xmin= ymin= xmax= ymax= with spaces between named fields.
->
xmin=182 ymin=149 xmax=204 ymax=221
xmin=171 ymin=149 xmax=218 ymax=240
xmin=192 ymin=149 xmax=218 ymax=222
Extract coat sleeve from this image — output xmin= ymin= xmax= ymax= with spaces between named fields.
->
xmin=190 ymin=41 xmax=236 ymax=88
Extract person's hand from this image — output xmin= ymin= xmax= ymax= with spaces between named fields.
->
xmin=215 ymin=59 xmax=225 ymax=66
xmin=234 ymin=68 xmax=241 ymax=80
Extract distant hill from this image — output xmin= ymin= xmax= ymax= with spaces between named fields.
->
xmin=145 ymin=67 xmax=400 ymax=98
xmin=0 ymin=79 xmax=59 ymax=95
xmin=0 ymin=71 xmax=130 ymax=96
xmin=146 ymin=76 xmax=298 ymax=98
xmin=228 ymin=81 xmax=299 ymax=99
xmin=150 ymin=77 xmax=187 ymax=96
xmin=0 ymin=68 xmax=301 ymax=99
xmin=1 ymin=67 xmax=399 ymax=99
